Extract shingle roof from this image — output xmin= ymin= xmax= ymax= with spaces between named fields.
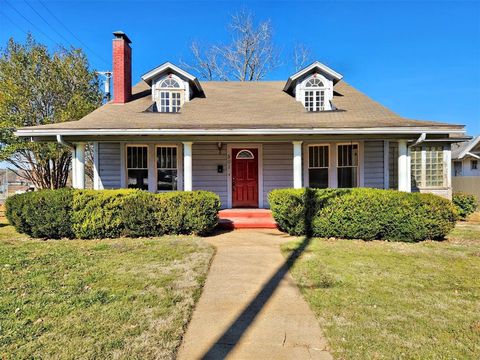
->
xmin=18 ymin=80 xmax=463 ymax=132
xmin=451 ymin=136 xmax=480 ymax=159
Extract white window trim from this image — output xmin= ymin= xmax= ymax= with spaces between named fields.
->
xmin=336 ymin=142 xmax=361 ymax=188
xmin=155 ymin=144 xmax=180 ymax=192
xmin=297 ymin=73 xmax=332 ymax=111
xmin=122 ymin=143 xmax=183 ymax=192
xmin=303 ymin=141 xmax=363 ymax=188
xmin=305 ymin=144 xmax=331 ymax=188
xmin=125 ymin=144 xmax=149 ymax=191
xmin=226 ymin=143 xmax=264 ymax=209
xmin=157 ymin=90 xmax=184 ymax=113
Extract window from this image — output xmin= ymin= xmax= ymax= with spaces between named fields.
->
xmin=472 ymin=160 xmax=478 ymax=170
xmin=156 ymin=146 xmax=177 ymax=191
xmin=304 ymin=75 xmax=326 ymax=112
xmin=157 ymin=77 xmax=183 ymax=113
xmin=236 ymin=150 xmax=254 ymax=159
xmin=411 ymin=146 xmax=422 ymax=189
xmin=410 ymin=145 xmax=446 ymax=188
xmin=126 ymin=145 xmax=148 ymax=190
xmin=159 ymin=91 xmax=182 ymax=113
xmin=425 ymin=146 xmax=444 ymax=187
xmin=308 ymin=145 xmax=329 ymax=188
xmin=337 ymin=144 xmax=358 ymax=188
xmin=453 ymin=161 xmax=462 ymax=176
xmin=389 ymin=142 xmax=399 ymax=189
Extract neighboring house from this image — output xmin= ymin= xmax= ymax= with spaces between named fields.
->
xmin=451 ymin=136 xmax=480 ymax=201
xmin=16 ymin=32 xmax=466 ymax=208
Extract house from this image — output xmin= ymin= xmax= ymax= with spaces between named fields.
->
xmin=451 ymin=136 xmax=480 ymax=201
xmin=16 ymin=31 xmax=466 ymax=208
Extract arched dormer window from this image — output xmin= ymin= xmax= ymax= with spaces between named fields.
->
xmin=156 ymin=75 xmax=184 ymax=113
xmin=303 ymin=74 xmax=327 ymax=112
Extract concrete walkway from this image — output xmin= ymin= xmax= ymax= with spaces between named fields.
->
xmin=177 ymin=229 xmax=332 ymax=360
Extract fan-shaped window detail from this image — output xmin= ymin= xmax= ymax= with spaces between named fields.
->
xmin=236 ymin=150 xmax=255 ymax=159
xmin=305 ymin=77 xmax=324 ymax=87
xmin=159 ymin=77 xmax=180 ymax=88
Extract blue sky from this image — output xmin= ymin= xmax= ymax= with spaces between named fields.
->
xmin=1 ymin=0 xmax=479 ymax=135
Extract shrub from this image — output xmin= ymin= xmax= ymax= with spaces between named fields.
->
xmin=6 ymin=189 xmax=73 ymax=239
xmin=452 ymin=192 xmax=478 ymax=220
xmin=269 ymin=188 xmax=457 ymax=242
xmin=6 ymin=189 xmax=220 ymax=239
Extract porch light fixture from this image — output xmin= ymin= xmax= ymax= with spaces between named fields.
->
xmin=217 ymin=142 xmax=223 ymax=154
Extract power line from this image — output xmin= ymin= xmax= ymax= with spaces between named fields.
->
xmin=1 ymin=10 xmax=29 ymax=36
xmin=37 ymin=0 xmax=110 ymax=66
xmin=4 ymin=0 xmax=61 ymax=47
xmin=23 ymin=0 xmax=76 ymax=49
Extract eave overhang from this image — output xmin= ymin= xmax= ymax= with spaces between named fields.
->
xmin=141 ymin=61 xmax=203 ymax=94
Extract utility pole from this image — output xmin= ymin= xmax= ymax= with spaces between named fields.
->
xmin=96 ymin=71 xmax=112 ymax=102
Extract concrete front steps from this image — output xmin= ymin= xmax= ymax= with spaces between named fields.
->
xmin=218 ymin=209 xmax=278 ymax=229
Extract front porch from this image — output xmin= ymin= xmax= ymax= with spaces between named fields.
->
xmin=69 ymin=137 xmax=452 ymax=208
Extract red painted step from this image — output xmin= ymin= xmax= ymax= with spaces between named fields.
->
xmin=217 ymin=209 xmax=277 ymax=229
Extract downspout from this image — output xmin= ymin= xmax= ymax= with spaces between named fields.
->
xmin=56 ymin=134 xmax=74 ymax=149
xmin=409 ymin=132 xmax=426 ymax=148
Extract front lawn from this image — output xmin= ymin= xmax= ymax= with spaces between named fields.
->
xmin=0 ymin=220 xmax=214 ymax=359
xmin=282 ymin=213 xmax=480 ymax=359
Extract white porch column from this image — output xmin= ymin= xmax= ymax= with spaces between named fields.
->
xmin=293 ymin=141 xmax=303 ymax=189
xmin=398 ymin=140 xmax=411 ymax=192
xmin=183 ymin=142 xmax=193 ymax=191
xmin=73 ymin=142 xmax=86 ymax=189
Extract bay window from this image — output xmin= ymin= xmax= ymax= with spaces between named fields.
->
xmin=337 ymin=144 xmax=358 ymax=188
xmin=126 ymin=145 xmax=148 ymax=190
xmin=308 ymin=145 xmax=329 ymax=188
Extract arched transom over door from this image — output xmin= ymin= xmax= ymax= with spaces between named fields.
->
xmin=232 ymin=148 xmax=259 ymax=208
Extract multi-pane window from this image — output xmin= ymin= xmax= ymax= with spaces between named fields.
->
xmin=411 ymin=146 xmax=423 ymax=189
xmin=126 ymin=145 xmax=148 ymax=190
xmin=304 ymin=76 xmax=325 ymax=112
xmin=410 ymin=145 xmax=446 ymax=188
xmin=308 ymin=145 xmax=329 ymax=188
xmin=159 ymin=91 xmax=182 ymax=113
xmin=156 ymin=146 xmax=177 ymax=191
xmin=337 ymin=144 xmax=358 ymax=188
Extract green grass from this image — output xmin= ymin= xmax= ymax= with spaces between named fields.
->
xmin=0 ymin=220 xmax=214 ymax=359
xmin=282 ymin=214 xmax=480 ymax=359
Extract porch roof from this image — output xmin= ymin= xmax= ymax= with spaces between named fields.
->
xmin=17 ymin=80 xmax=464 ymax=137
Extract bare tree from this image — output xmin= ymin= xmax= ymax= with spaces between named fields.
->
xmin=182 ymin=10 xmax=280 ymax=81
xmin=294 ymin=43 xmax=311 ymax=71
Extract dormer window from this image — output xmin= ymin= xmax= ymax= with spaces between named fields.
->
xmin=158 ymin=76 xmax=183 ymax=113
xmin=304 ymin=75 xmax=326 ymax=112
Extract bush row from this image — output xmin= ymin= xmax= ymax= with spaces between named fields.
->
xmin=6 ymin=189 xmax=221 ymax=239
xmin=269 ymin=188 xmax=457 ymax=242
xmin=452 ymin=192 xmax=478 ymax=220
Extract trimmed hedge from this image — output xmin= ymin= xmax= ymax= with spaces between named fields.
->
xmin=452 ymin=192 xmax=478 ymax=220
xmin=269 ymin=188 xmax=457 ymax=242
xmin=6 ymin=189 xmax=220 ymax=239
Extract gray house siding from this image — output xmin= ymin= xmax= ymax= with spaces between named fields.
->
xmin=263 ymin=143 xmax=293 ymax=206
xmin=98 ymin=142 xmax=121 ymax=189
xmin=192 ymin=143 xmax=228 ymax=208
xmin=364 ymin=140 xmax=385 ymax=189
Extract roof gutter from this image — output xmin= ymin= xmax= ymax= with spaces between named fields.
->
xmin=16 ymin=127 xmax=465 ymax=137
xmin=56 ymin=134 xmax=74 ymax=149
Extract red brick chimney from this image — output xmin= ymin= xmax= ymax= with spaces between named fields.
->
xmin=112 ymin=31 xmax=132 ymax=103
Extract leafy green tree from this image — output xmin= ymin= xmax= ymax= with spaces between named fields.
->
xmin=0 ymin=35 xmax=102 ymax=189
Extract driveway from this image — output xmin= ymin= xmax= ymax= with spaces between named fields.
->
xmin=177 ymin=229 xmax=332 ymax=360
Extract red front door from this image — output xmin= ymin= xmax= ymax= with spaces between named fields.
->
xmin=232 ymin=148 xmax=259 ymax=208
